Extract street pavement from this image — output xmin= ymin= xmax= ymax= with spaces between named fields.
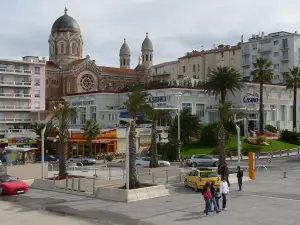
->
xmin=2 ymin=169 xmax=300 ymax=225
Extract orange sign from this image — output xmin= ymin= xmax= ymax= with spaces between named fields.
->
xmin=70 ymin=129 xmax=117 ymax=140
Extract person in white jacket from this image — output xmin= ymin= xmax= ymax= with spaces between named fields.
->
xmin=219 ymin=175 xmax=229 ymax=210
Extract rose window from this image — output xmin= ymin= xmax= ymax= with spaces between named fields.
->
xmin=80 ymin=74 xmax=94 ymax=91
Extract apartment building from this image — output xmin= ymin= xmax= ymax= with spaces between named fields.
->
xmin=242 ymin=31 xmax=300 ymax=83
xmin=0 ymin=56 xmax=46 ymax=138
xmin=152 ymin=43 xmax=242 ymax=82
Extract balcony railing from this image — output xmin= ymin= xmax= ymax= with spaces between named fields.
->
xmin=0 ymin=68 xmax=32 ymax=75
xmin=280 ymin=56 xmax=289 ymax=62
xmin=0 ymin=118 xmax=32 ymax=123
xmin=0 ymin=81 xmax=31 ymax=87
xmin=0 ymin=93 xmax=31 ymax=98
xmin=0 ymin=129 xmax=35 ymax=134
xmin=0 ymin=105 xmax=31 ymax=111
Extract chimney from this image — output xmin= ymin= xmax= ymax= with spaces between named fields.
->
xmin=252 ymin=34 xmax=255 ymax=38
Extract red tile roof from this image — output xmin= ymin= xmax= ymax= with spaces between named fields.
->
xmin=46 ymin=61 xmax=57 ymax=68
xmin=99 ymin=66 xmax=136 ymax=75
xmin=153 ymin=61 xmax=178 ymax=68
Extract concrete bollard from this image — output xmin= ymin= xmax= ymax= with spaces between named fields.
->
xmin=93 ymin=178 xmax=96 ymax=195
xmin=165 ymin=170 xmax=169 ymax=184
xmin=65 ymin=175 xmax=69 ymax=190
xmin=152 ymin=172 xmax=155 ymax=184
xmin=109 ymin=167 xmax=111 ymax=180
xmin=71 ymin=177 xmax=74 ymax=191
xmin=283 ymin=172 xmax=287 ymax=178
xmin=280 ymin=150 xmax=282 ymax=156
xmin=78 ymin=178 xmax=81 ymax=192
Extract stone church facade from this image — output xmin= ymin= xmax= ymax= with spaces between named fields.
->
xmin=45 ymin=8 xmax=153 ymax=110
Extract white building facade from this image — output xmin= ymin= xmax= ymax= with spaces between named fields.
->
xmin=0 ymin=56 xmax=46 ymax=138
xmin=242 ymin=31 xmax=300 ymax=83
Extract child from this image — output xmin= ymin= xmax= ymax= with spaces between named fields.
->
xmin=210 ymin=181 xmax=220 ymax=212
xmin=219 ymin=175 xmax=229 ymax=210
xmin=237 ymin=166 xmax=244 ymax=191
xmin=202 ymin=182 xmax=212 ymax=216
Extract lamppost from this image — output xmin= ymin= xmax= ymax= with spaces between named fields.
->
xmin=155 ymin=92 xmax=182 ymax=160
xmin=41 ymin=125 xmax=46 ymax=179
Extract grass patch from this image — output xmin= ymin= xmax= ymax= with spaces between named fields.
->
xmin=182 ymin=138 xmax=298 ymax=156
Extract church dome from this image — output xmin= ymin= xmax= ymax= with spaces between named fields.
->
xmin=142 ymin=32 xmax=153 ymax=51
xmin=51 ymin=7 xmax=80 ymax=33
xmin=119 ymin=38 xmax=131 ymax=56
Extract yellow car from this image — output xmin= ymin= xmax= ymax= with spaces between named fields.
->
xmin=184 ymin=169 xmax=220 ymax=192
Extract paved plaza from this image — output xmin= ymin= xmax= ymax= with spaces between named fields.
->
xmin=1 ymin=170 xmax=300 ymax=225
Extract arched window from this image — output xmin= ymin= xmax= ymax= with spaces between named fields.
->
xmin=72 ymin=43 xmax=77 ymax=55
xmin=60 ymin=42 xmax=64 ymax=54
xmin=146 ymin=55 xmax=148 ymax=61
xmin=150 ymin=55 xmax=152 ymax=62
xmin=67 ymin=82 xmax=71 ymax=93
xmin=123 ymin=59 xmax=126 ymax=65
xmin=127 ymin=59 xmax=130 ymax=65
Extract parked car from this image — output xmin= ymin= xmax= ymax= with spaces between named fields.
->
xmin=0 ymin=175 xmax=29 ymax=195
xmin=186 ymin=154 xmax=218 ymax=167
xmin=135 ymin=157 xmax=170 ymax=167
xmin=184 ymin=169 xmax=220 ymax=192
xmin=67 ymin=155 xmax=96 ymax=165
xmin=36 ymin=155 xmax=58 ymax=162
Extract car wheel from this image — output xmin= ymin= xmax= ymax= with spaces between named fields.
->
xmin=83 ymin=160 xmax=88 ymax=165
xmin=160 ymin=163 xmax=165 ymax=167
xmin=194 ymin=183 xmax=199 ymax=192
xmin=184 ymin=179 xmax=188 ymax=188
xmin=192 ymin=162 xmax=197 ymax=168
xmin=213 ymin=161 xmax=217 ymax=167
xmin=136 ymin=164 xmax=141 ymax=166
xmin=0 ymin=186 xmax=3 ymax=195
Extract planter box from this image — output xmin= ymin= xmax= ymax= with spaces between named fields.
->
xmin=95 ymin=184 xmax=169 ymax=202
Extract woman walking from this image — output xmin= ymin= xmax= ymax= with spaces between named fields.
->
xmin=210 ymin=181 xmax=220 ymax=212
xmin=202 ymin=182 xmax=212 ymax=216
xmin=219 ymin=175 xmax=229 ymax=210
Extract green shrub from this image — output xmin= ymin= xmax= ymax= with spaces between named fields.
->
xmin=157 ymin=141 xmax=179 ymax=161
xmin=105 ymin=155 xmax=113 ymax=162
xmin=280 ymin=130 xmax=300 ymax=145
xmin=265 ymin=125 xmax=277 ymax=133
xmin=256 ymin=136 xmax=267 ymax=143
xmin=242 ymin=144 xmax=262 ymax=155
xmin=199 ymin=123 xmax=218 ymax=147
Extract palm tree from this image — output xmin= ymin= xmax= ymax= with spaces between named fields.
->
xmin=251 ymin=57 xmax=273 ymax=135
xmin=124 ymin=88 xmax=151 ymax=189
xmin=83 ymin=120 xmax=100 ymax=157
xmin=53 ymin=102 xmax=78 ymax=176
xmin=217 ymin=102 xmax=233 ymax=169
xmin=204 ymin=66 xmax=244 ymax=104
xmin=146 ymin=108 xmax=170 ymax=168
xmin=31 ymin=121 xmax=56 ymax=153
xmin=285 ymin=67 xmax=300 ymax=132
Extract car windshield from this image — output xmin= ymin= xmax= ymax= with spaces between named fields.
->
xmin=200 ymin=172 xmax=218 ymax=178
xmin=0 ymin=175 xmax=17 ymax=182
xmin=48 ymin=155 xmax=55 ymax=159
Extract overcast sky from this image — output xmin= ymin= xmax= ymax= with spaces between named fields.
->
xmin=1 ymin=0 xmax=300 ymax=67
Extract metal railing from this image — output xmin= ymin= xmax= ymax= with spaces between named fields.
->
xmin=0 ymin=81 xmax=31 ymax=87
xmin=0 ymin=68 xmax=32 ymax=75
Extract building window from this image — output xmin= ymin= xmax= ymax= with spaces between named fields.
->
xmin=193 ymin=64 xmax=195 ymax=72
xmin=155 ymin=68 xmax=157 ymax=74
xmin=273 ymin=40 xmax=279 ymax=45
xmin=182 ymin=66 xmax=186 ymax=73
xmin=280 ymin=105 xmax=286 ymax=121
xmin=196 ymin=104 xmax=205 ymax=118
xmin=35 ymin=101 xmax=40 ymax=109
xmin=67 ymin=82 xmax=71 ymax=93
xmin=123 ymin=59 xmax=126 ymax=65
xmin=221 ymin=52 xmax=224 ymax=57
xmin=282 ymin=39 xmax=288 ymax=48
xmin=274 ymin=64 xmax=279 ymax=69
xmin=209 ymin=112 xmax=218 ymax=123
xmin=72 ymin=43 xmax=77 ymax=55
xmin=80 ymin=107 xmax=86 ymax=124
xmin=71 ymin=112 xmax=77 ymax=124
xmin=282 ymin=50 xmax=288 ymax=59
xmin=244 ymin=45 xmax=249 ymax=53
xmin=182 ymin=103 xmax=192 ymax=112
xmin=233 ymin=50 xmax=235 ymax=56
xmin=127 ymin=59 xmax=129 ymax=65
xmin=252 ymin=55 xmax=257 ymax=62
xmin=34 ymin=90 xmax=40 ymax=98
xmin=150 ymin=55 xmax=152 ymax=61
xmin=101 ymin=114 xmax=104 ymax=120
xmin=108 ymin=114 xmax=111 ymax=121
xmin=35 ymin=67 xmax=40 ymax=75
xmin=146 ymin=55 xmax=149 ymax=61
xmin=60 ymin=42 xmax=64 ymax=54
xmin=90 ymin=106 xmax=96 ymax=121
xmin=273 ymin=52 xmax=279 ymax=57
xmin=197 ymin=64 xmax=200 ymax=72
xmin=270 ymin=105 xmax=276 ymax=121
xmin=35 ymin=78 xmax=40 ymax=86
xmin=252 ymin=44 xmax=257 ymax=50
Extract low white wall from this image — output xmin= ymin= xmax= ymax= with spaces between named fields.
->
xmin=5 ymin=163 xmax=48 ymax=180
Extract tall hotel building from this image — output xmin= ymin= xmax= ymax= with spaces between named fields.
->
xmin=0 ymin=56 xmax=45 ymax=138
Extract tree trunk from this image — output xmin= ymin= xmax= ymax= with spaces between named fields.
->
xmin=217 ymin=123 xmax=226 ymax=173
xmin=89 ymin=139 xmax=93 ymax=157
xmin=129 ymin=120 xmax=138 ymax=189
xmin=58 ymin=142 xmax=67 ymax=176
xmin=293 ymin=87 xmax=297 ymax=132
xmin=259 ymin=80 xmax=264 ymax=135
xmin=221 ymin=91 xmax=226 ymax=104
xmin=150 ymin=122 xmax=158 ymax=168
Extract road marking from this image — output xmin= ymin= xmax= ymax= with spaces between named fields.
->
xmin=246 ymin=194 xmax=300 ymax=202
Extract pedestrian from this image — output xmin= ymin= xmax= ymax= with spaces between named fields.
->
xmin=237 ymin=166 xmax=243 ymax=191
xmin=220 ymin=163 xmax=230 ymax=187
xmin=202 ymin=182 xmax=212 ymax=216
xmin=219 ymin=175 xmax=229 ymax=211
xmin=209 ymin=181 xmax=220 ymax=213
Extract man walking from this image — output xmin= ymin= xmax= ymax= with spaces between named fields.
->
xmin=237 ymin=166 xmax=243 ymax=191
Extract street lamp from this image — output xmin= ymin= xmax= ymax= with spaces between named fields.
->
xmin=155 ymin=92 xmax=182 ymax=160
xmin=41 ymin=125 xmax=46 ymax=179
xmin=119 ymin=118 xmax=133 ymax=190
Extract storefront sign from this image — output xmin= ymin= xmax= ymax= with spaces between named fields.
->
xmin=243 ymin=93 xmax=259 ymax=103
xmin=146 ymin=96 xmax=167 ymax=104
xmin=71 ymin=100 xmax=94 ymax=107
